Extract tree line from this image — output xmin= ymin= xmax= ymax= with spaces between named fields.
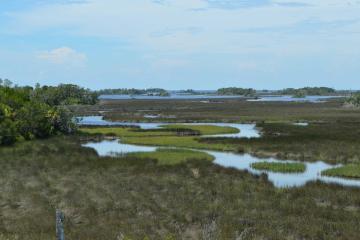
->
xmin=97 ymin=88 xmax=170 ymax=97
xmin=279 ymin=87 xmax=336 ymax=97
xmin=0 ymin=80 xmax=98 ymax=145
xmin=216 ymin=87 xmax=256 ymax=96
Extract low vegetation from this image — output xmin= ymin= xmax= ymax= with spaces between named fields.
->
xmin=1 ymin=136 xmax=360 ymax=239
xmin=251 ymin=162 xmax=306 ymax=173
xmin=126 ymin=148 xmax=214 ymax=165
xmin=161 ymin=124 xmax=239 ymax=135
xmin=81 ymin=124 xmax=238 ymax=138
xmin=322 ymin=164 xmax=360 ymax=179
xmin=200 ymin=122 xmax=360 ymax=165
xmin=82 ymin=97 xmax=358 ymax=123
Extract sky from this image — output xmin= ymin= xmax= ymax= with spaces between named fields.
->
xmin=0 ymin=0 xmax=359 ymax=90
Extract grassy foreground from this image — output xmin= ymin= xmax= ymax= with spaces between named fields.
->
xmin=1 ymin=136 xmax=360 ymax=239
xmin=322 ymin=164 xmax=360 ymax=179
xmin=127 ymin=148 xmax=214 ymax=165
xmin=251 ymin=162 xmax=306 ymax=173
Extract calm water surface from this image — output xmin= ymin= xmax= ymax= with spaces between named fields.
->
xmin=78 ymin=116 xmax=260 ymax=137
xmin=80 ymin=116 xmax=360 ymax=188
xmin=83 ymin=139 xmax=360 ymax=188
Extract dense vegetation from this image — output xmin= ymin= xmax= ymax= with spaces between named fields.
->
xmin=216 ymin=87 xmax=256 ymax=96
xmin=0 ymin=80 xmax=97 ymax=145
xmin=98 ymin=88 xmax=170 ymax=96
xmin=279 ymin=87 xmax=336 ymax=96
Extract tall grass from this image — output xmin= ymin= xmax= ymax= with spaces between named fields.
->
xmin=1 ymin=136 xmax=360 ymax=239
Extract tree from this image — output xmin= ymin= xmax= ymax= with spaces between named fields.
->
xmin=16 ymin=102 xmax=56 ymax=140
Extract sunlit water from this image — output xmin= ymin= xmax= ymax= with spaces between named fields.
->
xmin=77 ymin=116 xmax=260 ymax=137
xmin=79 ymin=116 xmax=360 ymax=188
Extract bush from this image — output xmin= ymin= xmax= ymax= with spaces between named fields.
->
xmin=16 ymin=102 xmax=56 ymax=139
xmin=0 ymin=119 xmax=18 ymax=145
xmin=346 ymin=93 xmax=360 ymax=107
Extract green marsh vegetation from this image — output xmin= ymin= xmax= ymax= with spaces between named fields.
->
xmin=1 ymin=136 xmax=360 ymax=239
xmin=200 ymin=121 xmax=360 ymax=165
xmin=161 ymin=124 xmax=239 ymax=135
xmin=81 ymin=124 xmax=238 ymax=137
xmin=251 ymin=162 xmax=306 ymax=173
xmin=82 ymin=97 xmax=360 ymax=123
xmin=126 ymin=148 xmax=214 ymax=165
xmin=322 ymin=164 xmax=360 ymax=179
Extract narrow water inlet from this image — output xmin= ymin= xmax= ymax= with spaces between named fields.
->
xmin=79 ymin=116 xmax=360 ymax=188
xmin=83 ymin=139 xmax=360 ymax=188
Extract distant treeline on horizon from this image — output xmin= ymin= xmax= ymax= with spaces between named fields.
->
xmin=97 ymin=87 xmax=355 ymax=97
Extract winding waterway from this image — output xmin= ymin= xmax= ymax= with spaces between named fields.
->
xmin=80 ymin=116 xmax=360 ymax=188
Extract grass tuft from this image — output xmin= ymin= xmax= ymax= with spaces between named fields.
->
xmin=251 ymin=162 xmax=306 ymax=173
xmin=126 ymin=148 xmax=214 ymax=165
xmin=322 ymin=164 xmax=360 ymax=179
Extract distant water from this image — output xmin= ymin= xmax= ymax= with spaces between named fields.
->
xmin=99 ymin=94 xmax=245 ymax=100
xmin=247 ymin=95 xmax=343 ymax=103
xmin=99 ymin=94 xmax=343 ymax=102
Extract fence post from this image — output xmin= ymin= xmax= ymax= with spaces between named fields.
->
xmin=56 ymin=209 xmax=65 ymax=240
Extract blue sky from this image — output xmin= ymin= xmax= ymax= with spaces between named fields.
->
xmin=0 ymin=0 xmax=359 ymax=90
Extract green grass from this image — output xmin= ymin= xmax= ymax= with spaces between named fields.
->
xmin=251 ymin=162 xmax=306 ymax=173
xmin=80 ymin=124 xmax=238 ymax=138
xmin=126 ymin=148 xmax=214 ymax=165
xmin=322 ymin=164 xmax=360 ymax=179
xmin=80 ymin=127 xmax=175 ymax=137
xmin=123 ymin=136 xmax=236 ymax=151
xmin=161 ymin=124 xmax=239 ymax=135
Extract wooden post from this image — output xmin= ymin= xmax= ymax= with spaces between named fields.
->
xmin=56 ymin=210 xmax=65 ymax=240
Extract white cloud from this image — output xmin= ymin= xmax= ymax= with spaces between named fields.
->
xmin=37 ymin=47 xmax=87 ymax=65
xmin=7 ymin=0 xmax=359 ymax=56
